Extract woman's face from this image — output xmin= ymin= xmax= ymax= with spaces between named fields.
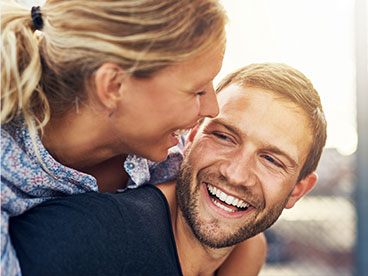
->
xmin=111 ymin=45 xmax=225 ymax=162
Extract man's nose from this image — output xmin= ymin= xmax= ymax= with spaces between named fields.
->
xmin=218 ymin=151 xmax=256 ymax=187
xmin=199 ymin=84 xmax=219 ymax=118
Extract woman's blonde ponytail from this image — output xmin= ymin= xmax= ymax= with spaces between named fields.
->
xmin=1 ymin=1 xmax=50 ymax=136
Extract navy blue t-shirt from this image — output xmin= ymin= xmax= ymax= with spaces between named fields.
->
xmin=9 ymin=185 xmax=183 ymax=276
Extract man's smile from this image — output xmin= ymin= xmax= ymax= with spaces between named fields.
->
xmin=207 ymin=183 xmax=250 ymax=209
xmin=200 ymin=182 xmax=256 ymax=219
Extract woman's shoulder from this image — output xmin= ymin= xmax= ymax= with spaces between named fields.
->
xmin=2 ymin=118 xmax=21 ymax=142
xmin=126 ymin=141 xmax=185 ymax=188
xmin=1 ymin=120 xmax=27 ymax=164
xmin=148 ymin=148 xmax=183 ymax=185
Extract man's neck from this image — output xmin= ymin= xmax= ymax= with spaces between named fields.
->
xmin=157 ymin=182 xmax=233 ymax=276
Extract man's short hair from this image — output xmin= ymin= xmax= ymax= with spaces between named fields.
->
xmin=216 ymin=63 xmax=327 ymax=181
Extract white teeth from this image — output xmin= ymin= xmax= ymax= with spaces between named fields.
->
xmin=225 ymin=195 xmax=235 ymax=205
xmin=211 ymin=198 xmax=235 ymax=212
xmin=233 ymin=198 xmax=239 ymax=206
xmin=215 ymin=189 xmax=222 ymax=199
xmin=219 ymin=191 xmax=226 ymax=201
xmin=207 ymin=184 xmax=249 ymax=209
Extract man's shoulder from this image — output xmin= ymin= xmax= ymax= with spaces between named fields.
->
xmin=114 ymin=184 xmax=173 ymax=218
xmin=10 ymin=187 xmax=183 ymax=275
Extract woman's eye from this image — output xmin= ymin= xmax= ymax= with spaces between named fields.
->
xmin=196 ymin=91 xmax=206 ymax=96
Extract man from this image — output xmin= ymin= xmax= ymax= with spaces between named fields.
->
xmin=9 ymin=63 xmax=327 ymax=276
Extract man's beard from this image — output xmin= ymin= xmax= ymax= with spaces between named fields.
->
xmin=176 ymin=158 xmax=290 ymax=249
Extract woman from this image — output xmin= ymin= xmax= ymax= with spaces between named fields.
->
xmin=1 ymin=0 xmax=266 ymax=275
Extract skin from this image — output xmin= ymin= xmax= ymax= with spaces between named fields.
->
xmin=42 ymin=44 xmax=224 ymax=192
xmin=159 ymin=182 xmax=267 ymax=276
xmin=217 ymin=234 xmax=267 ymax=276
xmin=158 ymin=83 xmax=318 ymax=275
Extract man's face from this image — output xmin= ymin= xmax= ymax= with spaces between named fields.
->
xmin=176 ymin=83 xmax=315 ymax=248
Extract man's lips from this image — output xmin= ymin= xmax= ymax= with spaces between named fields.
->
xmin=207 ymin=183 xmax=251 ymax=209
xmin=201 ymin=182 xmax=256 ymax=218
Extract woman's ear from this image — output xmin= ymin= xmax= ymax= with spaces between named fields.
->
xmin=93 ymin=63 xmax=125 ymax=110
xmin=285 ymin=172 xmax=318 ymax=209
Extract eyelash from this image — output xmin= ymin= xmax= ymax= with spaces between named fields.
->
xmin=261 ymin=154 xmax=283 ymax=168
xmin=212 ymin=132 xmax=232 ymax=142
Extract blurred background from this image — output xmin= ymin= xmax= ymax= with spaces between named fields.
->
xmin=16 ymin=0 xmax=368 ymax=275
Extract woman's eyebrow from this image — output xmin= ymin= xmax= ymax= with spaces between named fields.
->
xmin=191 ymin=78 xmax=213 ymax=91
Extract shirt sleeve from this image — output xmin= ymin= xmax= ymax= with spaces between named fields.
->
xmin=124 ymin=135 xmax=185 ymax=188
xmin=148 ymin=139 xmax=184 ymax=185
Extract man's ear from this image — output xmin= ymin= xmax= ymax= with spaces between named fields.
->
xmin=285 ymin=172 xmax=318 ymax=209
xmin=93 ymin=63 xmax=125 ymax=110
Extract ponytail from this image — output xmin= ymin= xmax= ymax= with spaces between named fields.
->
xmin=1 ymin=1 xmax=50 ymax=137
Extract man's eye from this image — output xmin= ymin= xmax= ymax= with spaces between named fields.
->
xmin=196 ymin=91 xmax=206 ymax=96
xmin=213 ymin=132 xmax=231 ymax=141
xmin=262 ymin=154 xmax=283 ymax=168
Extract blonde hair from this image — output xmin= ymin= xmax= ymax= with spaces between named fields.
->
xmin=217 ymin=63 xmax=327 ymax=181
xmin=1 ymin=0 xmax=227 ymax=137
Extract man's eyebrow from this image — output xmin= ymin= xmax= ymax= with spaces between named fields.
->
xmin=209 ymin=118 xmax=244 ymax=138
xmin=262 ymin=144 xmax=299 ymax=168
xmin=209 ymin=118 xmax=299 ymax=168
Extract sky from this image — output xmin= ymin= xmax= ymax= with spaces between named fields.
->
xmin=20 ymin=0 xmax=359 ymax=155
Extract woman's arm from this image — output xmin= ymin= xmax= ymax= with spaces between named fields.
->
xmin=217 ymin=233 xmax=267 ymax=276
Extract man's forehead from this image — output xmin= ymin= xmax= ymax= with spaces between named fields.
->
xmin=216 ymin=84 xmax=270 ymax=124
xmin=217 ymin=83 xmax=248 ymax=108
xmin=215 ymin=83 xmax=307 ymax=127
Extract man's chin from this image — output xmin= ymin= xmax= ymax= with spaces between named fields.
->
xmin=189 ymin=221 xmax=256 ymax=249
xmin=176 ymin=162 xmax=259 ymax=248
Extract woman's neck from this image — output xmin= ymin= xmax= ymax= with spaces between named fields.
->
xmin=42 ymin=113 xmax=130 ymax=191
xmin=81 ymin=155 xmax=130 ymax=192
xmin=42 ymin=112 xmax=116 ymax=169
